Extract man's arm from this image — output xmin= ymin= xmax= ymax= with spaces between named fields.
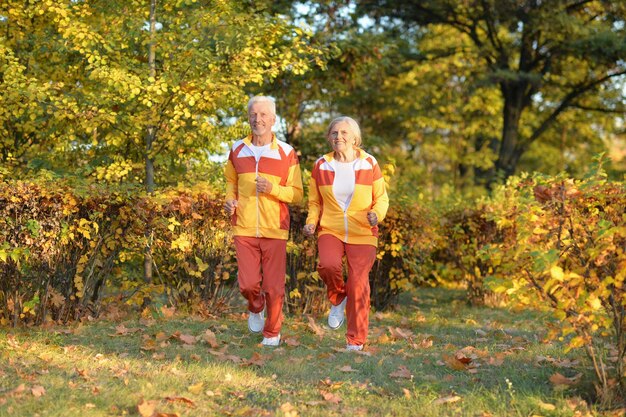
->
xmin=267 ymin=151 xmax=303 ymax=203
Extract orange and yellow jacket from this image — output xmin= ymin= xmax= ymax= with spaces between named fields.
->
xmin=225 ymin=134 xmax=303 ymax=240
xmin=306 ymin=150 xmax=389 ymax=246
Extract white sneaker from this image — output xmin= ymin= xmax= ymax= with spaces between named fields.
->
xmin=346 ymin=344 xmax=363 ymax=351
xmin=261 ymin=334 xmax=280 ymax=347
xmin=248 ymin=310 xmax=265 ymax=333
xmin=328 ymin=297 xmax=347 ymax=329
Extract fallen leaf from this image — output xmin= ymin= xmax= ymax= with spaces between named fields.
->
xmin=338 ymin=365 xmax=358 ymax=373
xmin=388 ymin=326 xmax=413 ymax=340
xmin=455 ymin=353 xmax=473 ymax=365
xmin=171 ymin=331 xmax=196 ymax=345
xmin=161 ymin=305 xmax=176 ymax=318
xmin=389 ymin=365 xmax=412 ymax=379
xmin=202 ymin=330 xmax=219 ymax=348
xmin=7 ymin=334 xmax=21 ymax=349
xmin=165 ymin=396 xmax=196 ymax=407
xmin=307 ymin=316 xmax=325 ymax=338
xmin=442 ymin=353 xmax=469 ymax=371
xmin=409 ymin=335 xmax=434 ymax=349
xmin=155 ymin=332 xmax=168 ymax=342
xmin=487 ymin=353 xmax=505 ymax=366
xmin=6 ymin=384 xmax=26 ymax=397
xmin=139 ymin=316 xmax=156 ymax=326
xmin=433 ymin=395 xmax=461 ymax=405
xmin=565 ymin=397 xmax=588 ymax=410
xmin=279 ymin=402 xmax=299 ymax=417
xmin=243 ymin=352 xmax=266 ymax=367
xmin=282 ymin=336 xmax=301 ymax=347
xmin=187 ymin=382 xmax=204 ymax=395
xmin=414 ymin=313 xmax=426 ymax=322
xmin=141 ymin=338 xmax=158 ymax=351
xmin=111 ymin=324 xmax=142 ymax=336
xmin=538 ymin=400 xmax=556 ymax=410
xmin=549 ymin=372 xmax=582 ymax=387
xmin=75 ymin=368 xmax=90 ymax=380
xmin=137 ymin=399 xmax=156 ymax=417
xmin=31 ymin=385 xmax=46 ymax=397
xmin=318 ymin=378 xmax=343 ymax=390
xmin=319 ymin=390 xmax=341 ymax=404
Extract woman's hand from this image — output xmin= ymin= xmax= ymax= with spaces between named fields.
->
xmin=303 ymin=224 xmax=316 ymax=237
xmin=367 ymin=211 xmax=378 ymax=226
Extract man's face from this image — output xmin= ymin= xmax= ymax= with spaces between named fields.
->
xmin=248 ymin=102 xmax=276 ymax=138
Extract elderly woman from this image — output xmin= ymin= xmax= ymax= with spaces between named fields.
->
xmin=303 ymin=116 xmax=389 ymax=351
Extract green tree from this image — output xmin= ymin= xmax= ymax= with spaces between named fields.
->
xmin=356 ymin=0 xmax=626 ymax=186
xmin=1 ymin=0 xmax=330 ymax=287
xmin=0 ymin=0 xmax=329 ymax=185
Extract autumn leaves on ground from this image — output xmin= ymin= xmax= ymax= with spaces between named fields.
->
xmin=0 ymin=288 xmax=620 ymax=417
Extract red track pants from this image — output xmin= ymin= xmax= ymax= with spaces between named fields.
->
xmin=234 ymin=236 xmax=286 ymax=338
xmin=317 ymin=234 xmax=377 ymax=346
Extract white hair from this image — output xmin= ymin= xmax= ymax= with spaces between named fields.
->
xmin=247 ymin=96 xmax=276 ymax=116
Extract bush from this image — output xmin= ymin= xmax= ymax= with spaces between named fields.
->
xmin=0 ymin=179 xmax=139 ymax=325
xmin=486 ymin=168 xmax=626 ymax=405
xmin=0 ymin=178 xmax=429 ymax=324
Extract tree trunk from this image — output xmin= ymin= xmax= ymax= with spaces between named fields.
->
xmin=143 ymin=0 xmax=157 ymax=293
xmin=491 ymin=84 xmax=527 ymax=187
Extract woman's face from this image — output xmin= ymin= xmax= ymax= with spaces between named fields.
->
xmin=328 ymin=121 xmax=356 ymax=152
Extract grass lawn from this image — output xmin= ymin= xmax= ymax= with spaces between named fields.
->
xmin=0 ymin=287 xmax=623 ymax=416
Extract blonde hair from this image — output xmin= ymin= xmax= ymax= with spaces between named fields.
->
xmin=247 ymin=95 xmax=276 ymax=116
xmin=326 ymin=116 xmax=362 ymax=148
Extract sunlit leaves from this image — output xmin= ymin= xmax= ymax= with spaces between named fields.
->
xmin=0 ymin=0 xmax=330 ymax=183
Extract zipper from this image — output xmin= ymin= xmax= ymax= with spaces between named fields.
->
xmin=255 ymin=160 xmax=260 ymax=238
xmin=254 ymin=158 xmax=261 ymax=237
xmin=253 ymin=143 xmax=269 ymax=238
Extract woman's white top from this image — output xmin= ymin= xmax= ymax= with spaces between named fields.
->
xmin=330 ymin=159 xmax=356 ymax=211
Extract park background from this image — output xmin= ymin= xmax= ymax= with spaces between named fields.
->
xmin=1 ymin=1 xmax=625 ymax=415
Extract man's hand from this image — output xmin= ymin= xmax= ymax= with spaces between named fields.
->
xmin=256 ymin=176 xmax=273 ymax=194
xmin=367 ymin=211 xmax=378 ymax=226
xmin=303 ymin=224 xmax=316 ymax=237
xmin=225 ymin=199 xmax=238 ymax=216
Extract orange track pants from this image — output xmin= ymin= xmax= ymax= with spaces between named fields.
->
xmin=317 ymin=234 xmax=377 ymax=346
xmin=234 ymin=236 xmax=286 ymax=338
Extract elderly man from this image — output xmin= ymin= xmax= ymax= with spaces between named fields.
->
xmin=224 ymin=96 xmax=303 ymax=346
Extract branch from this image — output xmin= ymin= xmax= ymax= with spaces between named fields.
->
xmin=520 ymin=68 xmax=626 ymax=150
xmin=568 ymin=103 xmax=626 ymax=114
xmin=564 ymin=0 xmax=595 ymax=13
xmin=479 ymin=0 xmax=504 ymax=54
